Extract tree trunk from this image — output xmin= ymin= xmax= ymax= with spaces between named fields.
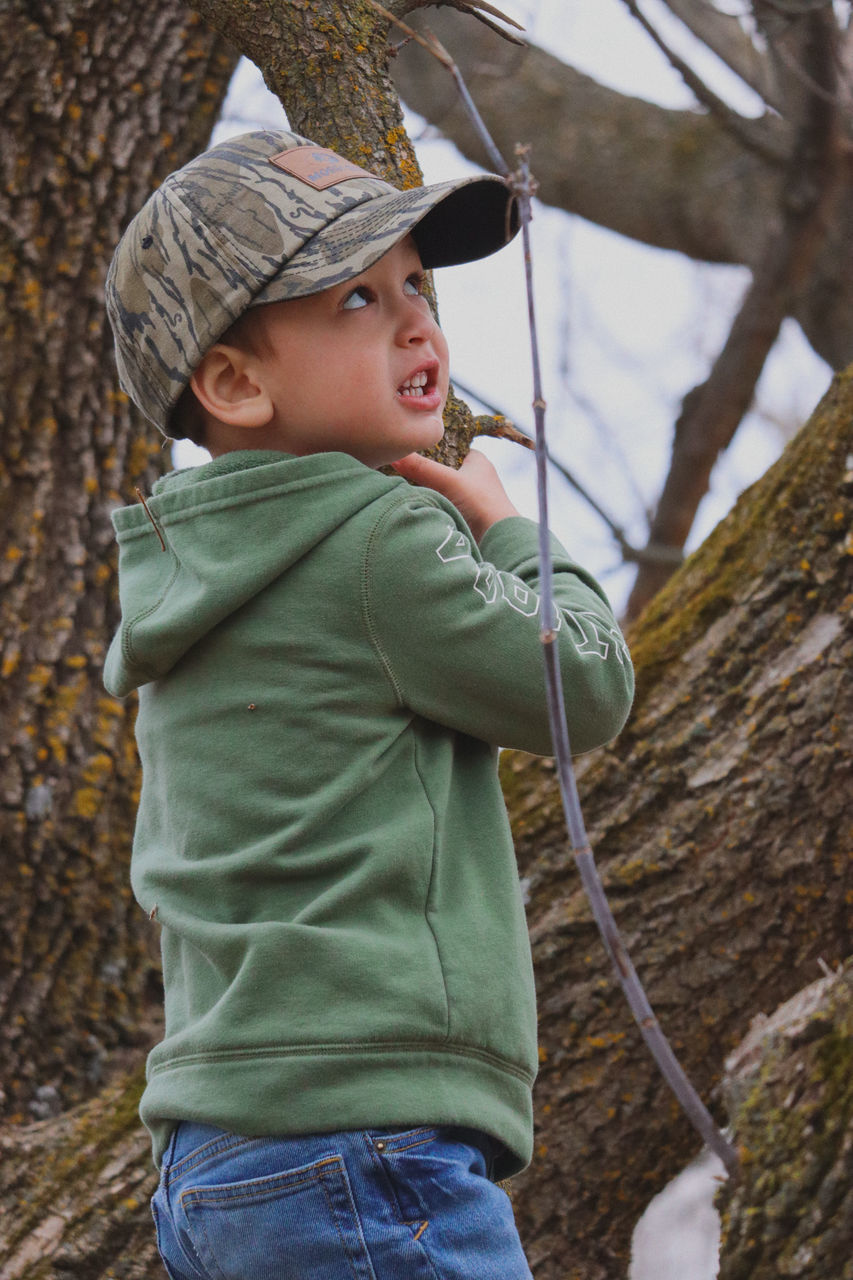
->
xmin=192 ymin=0 xmax=412 ymax=182
xmin=717 ymin=960 xmax=853 ymax=1280
xmin=1 ymin=361 xmax=850 ymax=1280
xmin=503 ymin=367 xmax=852 ymax=1276
xmin=0 ymin=0 xmax=236 ymax=1125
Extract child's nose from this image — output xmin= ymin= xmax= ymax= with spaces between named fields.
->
xmin=395 ymin=297 xmax=437 ymax=346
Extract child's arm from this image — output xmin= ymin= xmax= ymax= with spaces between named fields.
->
xmin=367 ymin=453 xmax=634 ymax=757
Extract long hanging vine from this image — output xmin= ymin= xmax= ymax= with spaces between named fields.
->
xmin=373 ymin=0 xmax=739 ymax=1179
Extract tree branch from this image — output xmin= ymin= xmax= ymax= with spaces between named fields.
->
xmin=453 ymin=376 xmax=686 ymax=569
xmin=621 ymin=0 xmax=789 ymax=164
xmin=754 ymin=0 xmax=844 ymax=120
xmin=660 ymin=0 xmax=784 ymax=112
xmin=392 ymin=9 xmax=787 ymax=265
xmin=626 ymin=7 xmax=843 ymax=618
xmin=386 ymin=0 xmax=526 ymax=43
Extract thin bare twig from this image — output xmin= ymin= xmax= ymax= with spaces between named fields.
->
xmin=456 ymin=376 xmax=685 ymax=567
xmin=514 ymin=144 xmax=738 ymax=1176
xmin=375 ymin=0 xmax=526 ymax=48
xmin=134 ymin=488 xmax=166 ymax=552
xmin=371 ymin=4 xmax=511 ymax=172
xmin=383 ymin=1 xmax=739 ymax=1176
xmin=371 ymin=2 xmax=454 ymax=61
xmin=620 ymin=0 xmax=789 ymax=164
xmin=442 ymin=0 xmax=525 ymax=29
xmin=660 ymin=0 xmax=784 ymax=112
xmin=457 ymin=0 xmax=526 ymax=45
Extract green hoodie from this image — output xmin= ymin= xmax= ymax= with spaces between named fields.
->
xmin=105 ymin=449 xmax=633 ymax=1178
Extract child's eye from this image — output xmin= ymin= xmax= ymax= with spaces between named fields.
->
xmin=404 ymin=274 xmax=424 ymax=297
xmin=341 ymin=285 xmax=372 ymax=310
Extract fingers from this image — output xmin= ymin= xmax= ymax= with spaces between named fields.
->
xmin=392 ymin=449 xmax=493 ymax=490
xmin=392 ymin=449 xmax=519 ymax=542
xmin=391 ymin=452 xmax=461 ymax=500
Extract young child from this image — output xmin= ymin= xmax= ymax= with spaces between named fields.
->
xmin=104 ymin=129 xmax=633 ymax=1280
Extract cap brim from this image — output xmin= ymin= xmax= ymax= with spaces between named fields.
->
xmin=250 ymin=173 xmax=518 ymax=308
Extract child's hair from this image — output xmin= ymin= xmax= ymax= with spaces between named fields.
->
xmin=171 ymin=384 xmax=208 ymax=448
xmin=105 ymin=130 xmax=518 ymax=439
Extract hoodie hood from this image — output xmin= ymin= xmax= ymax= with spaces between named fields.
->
xmin=104 ymin=450 xmax=398 ymax=697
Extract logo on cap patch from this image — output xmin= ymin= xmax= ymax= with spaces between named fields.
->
xmin=269 ymin=146 xmax=375 ymax=190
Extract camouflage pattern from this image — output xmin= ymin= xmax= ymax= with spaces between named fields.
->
xmin=106 ymin=129 xmax=516 ymax=435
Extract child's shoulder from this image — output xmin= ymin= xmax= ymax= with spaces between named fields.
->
xmin=368 ymin=477 xmax=476 ymax=549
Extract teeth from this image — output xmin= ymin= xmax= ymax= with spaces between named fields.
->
xmin=400 ymin=370 xmax=429 ymax=395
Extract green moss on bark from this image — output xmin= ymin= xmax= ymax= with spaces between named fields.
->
xmin=628 ymin=366 xmax=853 ymax=700
xmin=718 ymin=962 xmax=853 ymax=1279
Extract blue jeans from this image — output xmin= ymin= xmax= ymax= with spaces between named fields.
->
xmin=151 ymin=1122 xmax=533 ymax=1279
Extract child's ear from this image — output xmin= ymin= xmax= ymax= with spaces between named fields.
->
xmin=190 ymin=344 xmax=273 ymax=428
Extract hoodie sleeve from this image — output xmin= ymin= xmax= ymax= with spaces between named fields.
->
xmin=363 ymin=493 xmax=634 ymax=756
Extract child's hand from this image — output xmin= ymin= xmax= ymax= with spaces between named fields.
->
xmin=392 ymin=450 xmax=520 ymax=543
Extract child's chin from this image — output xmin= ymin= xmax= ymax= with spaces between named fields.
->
xmin=423 ymin=417 xmax=446 ymax=446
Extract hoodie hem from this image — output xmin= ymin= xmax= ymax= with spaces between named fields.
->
xmin=142 ymin=1041 xmax=536 ymax=1179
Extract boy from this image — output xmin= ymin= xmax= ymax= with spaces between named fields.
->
xmin=104 ymin=129 xmax=633 ymax=1280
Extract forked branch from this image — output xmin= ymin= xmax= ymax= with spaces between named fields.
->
xmin=384 ymin=0 xmax=525 ymax=45
xmin=621 ymin=0 xmax=789 ymax=163
xmin=627 ymin=6 xmax=843 ymax=618
xmin=660 ymin=0 xmax=784 ymax=112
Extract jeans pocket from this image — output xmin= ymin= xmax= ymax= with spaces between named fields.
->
xmin=370 ymin=1127 xmax=442 ymax=1227
xmin=179 ymin=1153 xmax=378 ymax=1280
xmin=370 ymin=1128 xmax=532 ymax=1279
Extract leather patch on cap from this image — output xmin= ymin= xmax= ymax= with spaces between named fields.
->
xmin=269 ymin=146 xmax=375 ymax=190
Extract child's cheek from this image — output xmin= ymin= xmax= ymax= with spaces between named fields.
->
xmin=435 ymin=330 xmax=450 ymax=391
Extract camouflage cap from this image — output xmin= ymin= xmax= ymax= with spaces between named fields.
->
xmin=106 ymin=129 xmax=518 ymax=435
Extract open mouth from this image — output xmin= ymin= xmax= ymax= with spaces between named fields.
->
xmin=397 ymin=364 xmax=438 ymax=399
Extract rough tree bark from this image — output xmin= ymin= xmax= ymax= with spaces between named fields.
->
xmin=1 ymin=2 xmax=850 ymax=1278
xmin=502 ymin=369 xmax=851 ymax=1277
xmin=0 ymin=0 xmax=236 ymax=1124
xmin=718 ymin=961 xmax=853 ymax=1280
